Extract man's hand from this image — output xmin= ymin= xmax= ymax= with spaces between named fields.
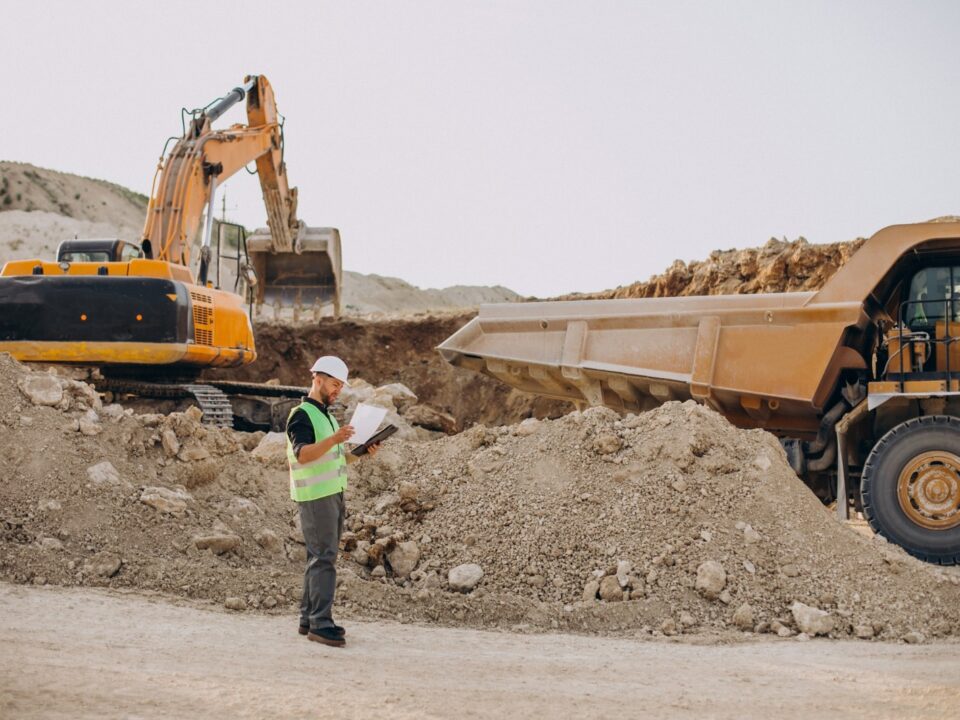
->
xmin=347 ymin=441 xmax=380 ymax=465
xmin=332 ymin=425 xmax=355 ymax=444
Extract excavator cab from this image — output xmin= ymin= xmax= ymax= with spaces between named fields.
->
xmin=246 ymin=223 xmax=342 ymax=315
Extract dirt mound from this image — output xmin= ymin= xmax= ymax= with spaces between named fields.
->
xmin=218 ymin=316 xmax=571 ymax=428
xmin=343 ymin=403 xmax=960 ymax=638
xmin=560 ymin=237 xmax=865 ymax=300
xmin=3 ymin=354 xmax=958 ymax=640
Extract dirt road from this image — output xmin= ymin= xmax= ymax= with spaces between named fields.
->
xmin=1 ymin=584 xmax=958 ymax=719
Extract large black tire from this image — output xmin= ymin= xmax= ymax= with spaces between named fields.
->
xmin=862 ymin=415 xmax=960 ymax=565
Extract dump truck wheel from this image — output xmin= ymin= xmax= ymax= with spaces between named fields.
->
xmin=862 ymin=415 xmax=960 ymax=565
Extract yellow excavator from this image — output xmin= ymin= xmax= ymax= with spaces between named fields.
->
xmin=0 ymin=75 xmax=340 ymax=428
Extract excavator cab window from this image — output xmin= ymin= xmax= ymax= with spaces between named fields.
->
xmin=119 ymin=243 xmax=142 ymax=262
xmin=58 ymin=250 xmax=111 ymax=263
xmin=57 ymin=239 xmax=141 ymax=263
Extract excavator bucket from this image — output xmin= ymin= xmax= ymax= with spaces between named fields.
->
xmin=246 ymin=223 xmax=342 ymax=316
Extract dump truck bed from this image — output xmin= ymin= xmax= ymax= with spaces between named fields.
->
xmin=439 ymin=292 xmax=866 ymax=435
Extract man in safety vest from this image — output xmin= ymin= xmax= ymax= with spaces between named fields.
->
xmin=286 ymin=355 xmax=378 ymax=647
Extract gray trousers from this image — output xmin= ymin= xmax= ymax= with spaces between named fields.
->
xmin=298 ymin=492 xmax=345 ymax=629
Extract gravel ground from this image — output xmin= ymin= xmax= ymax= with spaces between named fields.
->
xmin=2 ymin=584 xmax=959 ymax=720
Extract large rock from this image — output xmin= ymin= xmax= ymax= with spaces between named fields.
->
xmin=225 ymin=496 xmax=262 ymax=517
xmin=85 ymin=553 xmax=122 ymax=578
xmin=224 ymin=597 xmax=246 ymax=611
xmin=18 ymin=375 xmax=63 ymax=406
xmin=404 ymin=404 xmax=459 ymax=434
xmin=790 ymin=602 xmax=835 ymax=636
xmin=695 ymin=561 xmax=727 ymax=600
xmin=732 ymin=603 xmax=755 ymax=630
xmin=592 ymin=433 xmax=623 ymax=455
xmin=178 ymin=441 xmax=210 ymax=462
xmin=140 ymin=486 xmax=192 ymax=515
xmin=598 ymin=575 xmax=624 ymax=602
xmin=193 ymin=533 xmax=241 ymax=555
xmin=100 ymin=403 xmax=125 ymax=421
xmin=376 ymin=383 xmax=418 ymax=413
xmin=62 ymin=378 xmax=102 ymax=412
xmin=78 ymin=410 xmax=102 ymax=436
xmin=251 ymin=432 xmax=288 ymax=466
xmin=372 ymin=493 xmax=400 ymax=514
xmin=513 ymin=418 xmax=541 ymax=437
xmin=448 ymin=563 xmax=484 ymax=592
xmin=87 ymin=461 xmax=122 ymax=487
xmin=854 ymin=624 xmax=875 ymax=639
xmin=161 ymin=429 xmax=180 ymax=457
xmin=387 ymin=541 xmax=421 ymax=578
xmin=254 ymin=528 xmax=283 ymax=554
xmin=352 ymin=540 xmax=372 ymax=566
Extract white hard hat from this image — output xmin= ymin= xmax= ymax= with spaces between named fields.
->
xmin=310 ymin=355 xmax=350 ymax=385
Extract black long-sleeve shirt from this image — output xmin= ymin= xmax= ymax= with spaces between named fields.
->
xmin=285 ymin=398 xmax=335 ymax=461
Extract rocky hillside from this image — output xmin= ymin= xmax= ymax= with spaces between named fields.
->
xmin=0 ymin=161 xmax=147 ymax=225
xmin=0 ymin=162 xmax=147 ymax=262
xmin=560 ymin=237 xmax=865 ymax=301
xmin=567 ymin=216 xmax=960 ymax=301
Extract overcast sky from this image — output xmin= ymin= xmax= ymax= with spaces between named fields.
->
xmin=4 ymin=1 xmax=959 ymax=296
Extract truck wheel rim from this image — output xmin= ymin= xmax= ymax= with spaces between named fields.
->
xmin=897 ymin=451 xmax=960 ymax=530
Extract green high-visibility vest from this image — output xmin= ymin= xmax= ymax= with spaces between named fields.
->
xmin=286 ymin=402 xmax=348 ymax=502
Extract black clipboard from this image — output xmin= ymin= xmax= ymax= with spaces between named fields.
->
xmin=350 ymin=424 xmax=398 ymax=456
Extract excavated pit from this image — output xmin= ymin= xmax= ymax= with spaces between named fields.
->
xmin=210 ymin=314 xmax=572 ymax=429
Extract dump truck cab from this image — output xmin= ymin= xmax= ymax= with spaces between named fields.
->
xmin=440 ymin=219 xmax=960 ymax=564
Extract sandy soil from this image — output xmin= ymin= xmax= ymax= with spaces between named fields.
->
xmin=1 ymin=584 xmax=958 ymax=720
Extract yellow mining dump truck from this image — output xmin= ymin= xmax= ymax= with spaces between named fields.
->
xmin=439 ymin=220 xmax=960 ymax=564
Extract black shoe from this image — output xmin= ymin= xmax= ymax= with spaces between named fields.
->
xmin=300 ymin=622 xmax=345 ymax=637
xmin=308 ymin=627 xmax=346 ymax=647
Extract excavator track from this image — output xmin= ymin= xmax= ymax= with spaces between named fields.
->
xmin=93 ymin=377 xmax=308 ymax=430
xmin=182 ymin=384 xmax=233 ymax=428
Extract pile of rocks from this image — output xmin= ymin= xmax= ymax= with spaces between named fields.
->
xmin=2 ymin=352 xmax=959 ymax=641
xmin=562 ymin=236 xmax=865 ymax=300
xmin=344 ymin=402 xmax=960 ymax=640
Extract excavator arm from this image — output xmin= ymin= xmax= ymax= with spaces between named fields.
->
xmin=245 ymin=75 xmax=299 ymax=255
xmin=140 ymin=75 xmax=340 ymax=313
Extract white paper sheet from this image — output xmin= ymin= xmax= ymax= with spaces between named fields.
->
xmin=347 ymin=403 xmax=388 ymax=445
